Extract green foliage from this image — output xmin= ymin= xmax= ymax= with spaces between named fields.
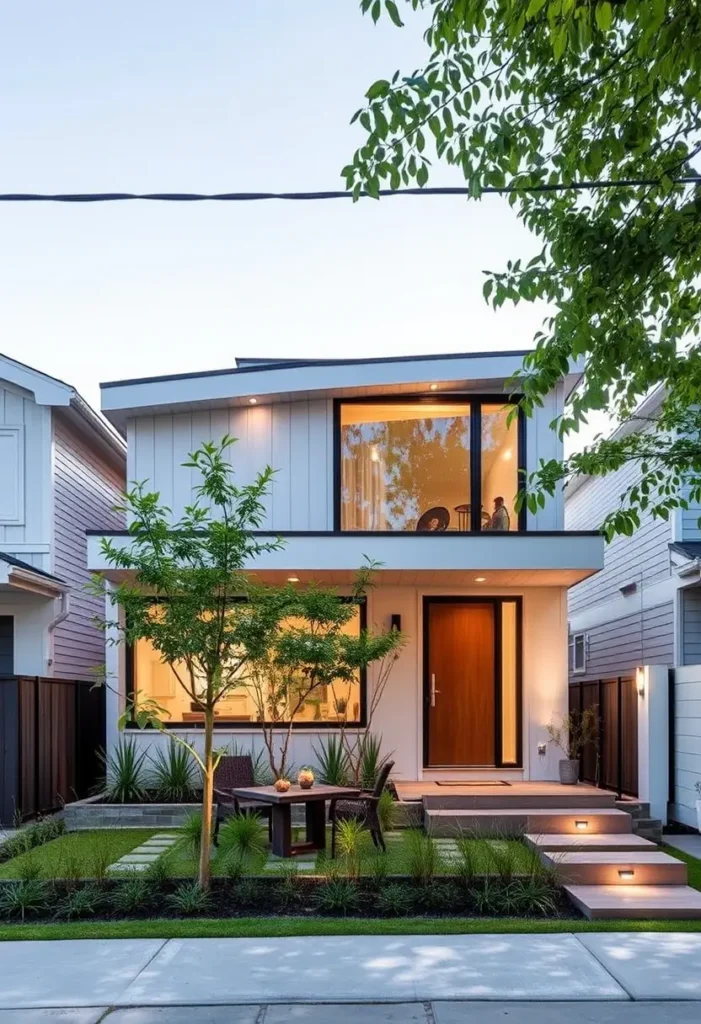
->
xmin=96 ymin=738 xmax=149 ymax=804
xmin=347 ymin=0 xmax=701 ymax=535
xmin=404 ymin=829 xmax=443 ymax=885
xmin=176 ymin=812 xmax=205 ymax=860
xmin=217 ymin=812 xmax=267 ymax=860
xmin=110 ymin=877 xmax=155 ymax=915
xmin=314 ymin=877 xmax=361 ymax=915
xmin=359 ymin=733 xmax=392 ymax=790
xmin=336 ymin=819 xmax=371 ymax=879
xmin=56 ymin=883 xmax=106 ymax=921
xmin=0 ymin=818 xmax=65 ymax=864
xmin=149 ymin=743 xmax=200 ymax=803
xmin=547 ymin=707 xmax=598 ymax=760
xmin=144 ymin=854 xmax=172 ymax=886
xmin=377 ymin=789 xmax=396 ymax=833
xmin=89 ymin=835 xmax=116 ymax=883
xmin=377 ymin=882 xmax=413 ymax=917
xmin=313 ymin=735 xmax=350 ymax=786
xmin=485 ymin=836 xmax=521 ymax=884
xmin=276 ymin=862 xmax=304 ymax=911
xmin=367 ymin=851 xmax=390 ymax=886
xmin=0 ymin=880 xmax=50 ymax=921
xmin=166 ymin=882 xmax=212 ymax=916
xmin=454 ymin=833 xmax=478 ymax=885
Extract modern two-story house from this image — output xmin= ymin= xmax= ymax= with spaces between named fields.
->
xmin=88 ymin=351 xmax=604 ymax=783
xmin=0 ymin=353 xmax=126 ymax=680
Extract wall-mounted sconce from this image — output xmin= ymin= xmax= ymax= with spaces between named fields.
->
xmin=636 ymin=666 xmax=645 ymax=698
xmin=537 ymin=742 xmax=547 ymax=757
xmin=390 ymin=614 xmax=401 ymax=632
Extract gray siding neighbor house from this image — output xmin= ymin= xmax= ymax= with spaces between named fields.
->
xmin=565 ymin=386 xmax=701 ymax=827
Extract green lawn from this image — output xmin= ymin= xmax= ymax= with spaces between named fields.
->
xmin=0 ymin=830 xmax=162 ymax=879
xmin=2 ymin=916 xmax=701 ymax=941
xmin=662 ymin=843 xmax=701 ymax=891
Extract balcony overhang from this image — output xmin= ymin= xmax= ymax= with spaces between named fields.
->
xmin=88 ymin=530 xmax=603 ymax=588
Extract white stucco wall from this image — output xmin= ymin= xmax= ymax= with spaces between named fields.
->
xmin=0 ymin=592 xmax=56 ymax=675
xmin=105 ymin=584 xmax=568 ymax=783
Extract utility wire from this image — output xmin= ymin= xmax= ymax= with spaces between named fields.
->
xmin=1 ymin=176 xmax=700 ymax=203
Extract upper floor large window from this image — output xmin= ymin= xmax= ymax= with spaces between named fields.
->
xmin=337 ymin=397 xmax=523 ymax=532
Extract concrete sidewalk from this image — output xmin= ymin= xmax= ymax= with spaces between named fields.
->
xmin=0 ymin=933 xmax=700 ymax=1011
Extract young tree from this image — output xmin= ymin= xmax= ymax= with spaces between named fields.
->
xmin=94 ymin=437 xmax=282 ymax=889
xmin=344 ymin=1 xmax=701 ymax=536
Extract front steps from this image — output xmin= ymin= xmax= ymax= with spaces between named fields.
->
xmin=410 ymin=782 xmax=701 ymax=919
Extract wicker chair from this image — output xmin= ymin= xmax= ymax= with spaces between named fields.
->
xmin=212 ymin=754 xmax=272 ymax=846
xmin=329 ymin=760 xmax=395 ymax=857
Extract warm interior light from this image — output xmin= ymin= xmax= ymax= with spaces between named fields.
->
xmin=287 ymin=576 xmax=300 ymax=583
xmin=502 ymin=448 xmax=513 ymax=460
xmin=636 ymin=666 xmax=645 ymax=697
xmin=429 ymin=383 xmax=438 ymax=391
xmin=618 ymin=870 xmax=634 ymax=879
xmin=575 ymin=820 xmax=588 ymax=830
xmin=249 ymin=397 xmax=258 ymax=405
xmin=475 ymin=576 xmax=486 ymax=583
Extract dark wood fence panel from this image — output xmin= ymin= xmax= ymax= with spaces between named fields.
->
xmin=569 ymin=675 xmax=638 ymax=798
xmin=0 ymin=676 xmax=105 ymax=824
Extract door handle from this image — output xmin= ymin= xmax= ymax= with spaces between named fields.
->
xmin=431 ymin=673 xmax=441 ymax=707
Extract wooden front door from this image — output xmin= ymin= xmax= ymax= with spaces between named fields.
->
xmin=425 ymin=601 xmax=496 ymax=767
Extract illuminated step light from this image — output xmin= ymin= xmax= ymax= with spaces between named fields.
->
xmin=287 ymin=576 xmax=300 ymax=583
xmin=618 ymin=870 xmax=635 ymax=879
xmin=574 ymin=820 xmax=588 ymax=830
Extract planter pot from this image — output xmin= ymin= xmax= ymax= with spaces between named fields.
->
xmin=558 ymin=758 xmax=580 ymax=785
xmin=696 ymin=800 xmax=701 ymax=834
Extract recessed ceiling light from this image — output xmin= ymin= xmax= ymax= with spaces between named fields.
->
xmin=249 ymin=397 xmax=258 ymax=405
xmin=429 ymin=383 xmax=438 ymax=391
xmin=287 ymin=576 xmax=300 ymax=583
xmin=475 ymin=576 xmax=486 ymax=583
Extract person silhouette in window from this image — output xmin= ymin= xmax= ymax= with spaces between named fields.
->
xmin=489 ymin=496 xmax=510 ymax=531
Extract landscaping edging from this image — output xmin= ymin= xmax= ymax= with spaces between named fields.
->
xmin=64 ymin=795 xmax=201 ymax=830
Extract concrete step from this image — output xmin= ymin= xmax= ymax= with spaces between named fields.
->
xmin=633 ymin=818 xmax=664 ymax=843
xmin=565 ymin=884 xmax=701 ymax=920
xmin=423 ymin=789 xmax=617 ymax=811
xmin=425 ymin=807 xmax=632 ymax=838
xmin=543 ymin=850 xmax=687 ymax=886
xmin=524 ymin=833 xmax=658 ymax=853
xmin=616 ymin=799 xmax=650 ymax=819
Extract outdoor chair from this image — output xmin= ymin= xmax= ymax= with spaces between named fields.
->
xmin=212 ymin=754 xmax=272 ymax=846
xmin=329 ymin=760 xmax=395 ymax=857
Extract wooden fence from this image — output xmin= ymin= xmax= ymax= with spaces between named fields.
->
xmin=568 ymin=675 xmax=638 ymax=798
xmin=0 ymin=676 xmax=105 ymax=824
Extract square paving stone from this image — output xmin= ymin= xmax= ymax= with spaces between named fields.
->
xmin=118 ymin=854 xmax=159 ymax=863
xmin=265 ymin=1004 xmax=429 ymax=1022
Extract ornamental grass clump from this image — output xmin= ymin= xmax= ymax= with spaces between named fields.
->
xmin=149 ymin=742 xmax=199 ymax=803
xmin=96 ymin=738 xmax=149 ymax=804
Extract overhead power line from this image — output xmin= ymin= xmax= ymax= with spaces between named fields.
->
xmin=1 ymin=176 xmax=700 ymax=203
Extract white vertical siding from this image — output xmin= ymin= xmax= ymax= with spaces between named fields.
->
xmin=128 ymin=400 xmax=334 ymax=530
xmin=682 ymin=587 xmax=701 ymax=665
xmin=526 ymin=383 xmax=564 ymax=531
xmin=671 ymin=664 xmax=701 ymax=828
xmin=51 ymin=413 xmax=125 ymax=679
xmin=0 ymin=382 xmax=52 ymax=568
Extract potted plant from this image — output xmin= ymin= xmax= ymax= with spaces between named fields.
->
xmin=546 ymin=707 xmax=598 ymax=785
xmin=696 ymin=780 xmax=701 ymax=833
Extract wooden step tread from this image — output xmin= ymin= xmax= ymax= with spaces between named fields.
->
xmin=426 ymin=807 xmax=630 ymax=817
xmin=546 ymin=850 xmax=681 ymax=864
xmin=547 ymin=851 xmax=687 ymax=886
xmin=565 ymin=884 xmax=701 ymax=920
xmin=525 ymin=833 xmax=657 ymax=852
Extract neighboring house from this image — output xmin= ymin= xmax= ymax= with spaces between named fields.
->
xmin=0 ymin=353 xmax=126 ymax=680
xmin=565 ymin=385 xmax=701 ymax=826
xmin=88 ymin=350 xmax=604 ymax=782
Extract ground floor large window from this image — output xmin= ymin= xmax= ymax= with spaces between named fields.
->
xmin=423 ymin=597 xmax=521 ymax=768
xmin=128 ymin=601 xmax=365 ymax=728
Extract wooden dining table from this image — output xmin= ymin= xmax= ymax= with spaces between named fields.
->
xmin=230 ymin=783 xmax=361 ymax=858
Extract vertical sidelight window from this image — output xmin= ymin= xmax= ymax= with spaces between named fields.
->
xmin=337 ymin=398 xmax=523 ymax=532
xmin=500 ymin=600 xmax=519 ymax=766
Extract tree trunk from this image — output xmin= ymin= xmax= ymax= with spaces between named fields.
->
xmin=198 ymin=704 xmax=215 ymax=890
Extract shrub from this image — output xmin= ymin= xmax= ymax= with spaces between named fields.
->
xmin=404 ymin=829 xmax=442 ymax=885
xmin=314 ymin=877 xmax=361 ymax=915
xmin=335 ymin=819 xmax=370 ymax=880
xmin=453 ymin=834 xmax=478 ymax=885
xmin=377 ymin=882 xmax=413 ymax=917
xmin=56 ymin=883 xmax=106 ymax=921
xmin=0 ymin=818 xmax=65 ymax=864
xmin=166 ymin=881 xmax=211 ymax=916
xmin=0 ymin=880 xmax=50 ymax=921
xmin=96 ymin=738 xmax=149 ymax=804
xmin=377 ymin=789 xmax=396 ymax=833
xmin=367 ymin=851 xmax=390 ymax=886
xmin=313 ymin=735 xmax=349 ymax=786
xmin=218 ymin=812 xmax=267 ymax=860
xmin=359 ymin=733 xmax=392 ymax=789
xmin=149 ymin=742 xmax=199 ymax=803
xmin=110 ymin=877 xmax=155 ymax=915
xmin=485 ymin=837 xmax=520 ymax=883
xmin=176 ymin=811 xmax=204 ymax=859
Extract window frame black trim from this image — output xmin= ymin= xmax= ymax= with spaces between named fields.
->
xmin=333 ymin=394 xmax=527 ymax=533
xmin=125 ymin=596 xmax=368 ymax=731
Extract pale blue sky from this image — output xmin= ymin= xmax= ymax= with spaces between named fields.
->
xmin=1 ymin=1 xmax=552 ymax=410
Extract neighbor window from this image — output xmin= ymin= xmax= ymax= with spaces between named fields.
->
xmin=129 ymin=602 xmax=364 ymax=727
xmin=569 ymin=632 xmax=587 ymax=674
xmin=338 ymin=398 xmax=521 ymax=531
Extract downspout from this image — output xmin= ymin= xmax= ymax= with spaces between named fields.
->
xmin=47 ymin=589 xmax=71 ymax=671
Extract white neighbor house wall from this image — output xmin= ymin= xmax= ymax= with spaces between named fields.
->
xmin=108 ymin=585 xmax=567 ymax=783
xmin=126 ymin=384 xmax=565 ymax=532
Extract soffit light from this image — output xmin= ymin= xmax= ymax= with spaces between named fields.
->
xmin=475 ymin=577 xmax=486 ymax=583
xmin=429 ymin=383 xmax=438 ymax=391
xmin=249 ymin=397 xmax=258 ymax=405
